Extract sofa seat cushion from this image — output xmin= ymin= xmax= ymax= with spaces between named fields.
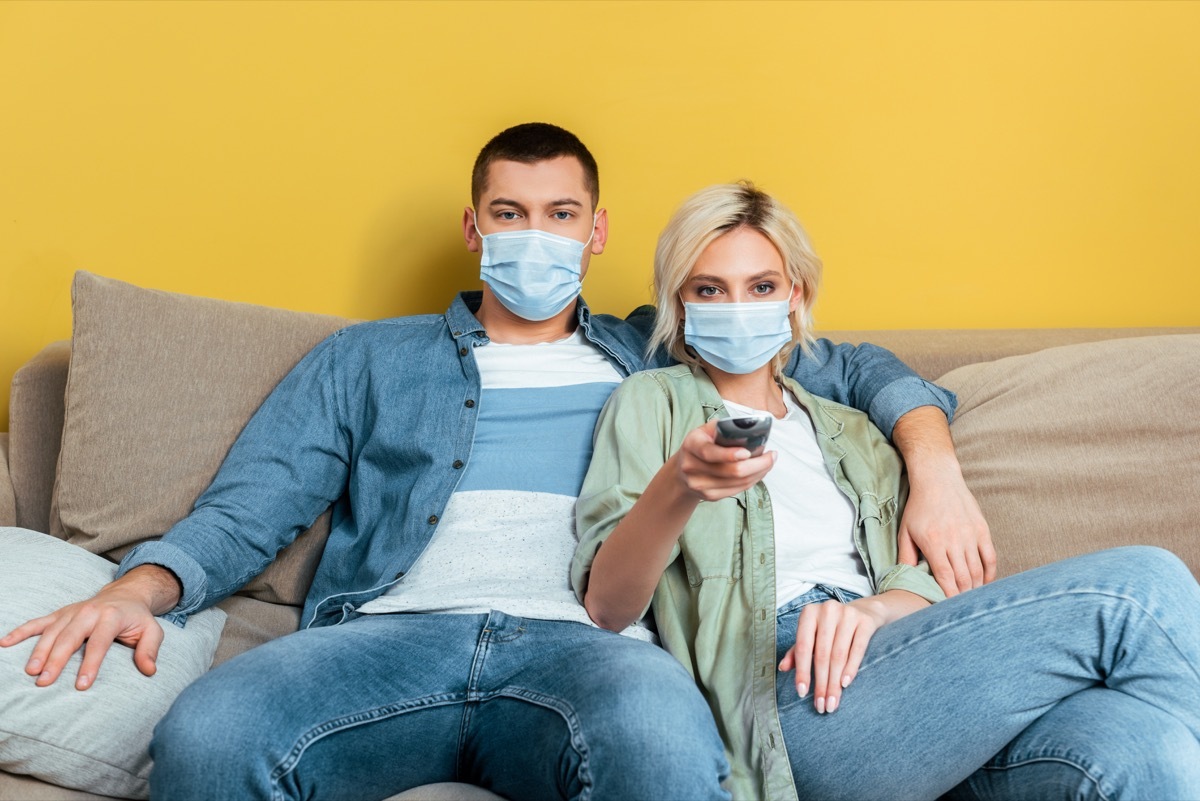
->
xmin=0 ymin=527 xmax=226 ymax=799
xmin=51 ymin=272 xmax=356 ymax=606
xmin=938 ymin=334 xmax=1200 ymax=579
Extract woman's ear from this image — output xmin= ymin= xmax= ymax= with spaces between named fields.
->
xmin=788 ymin=281 xmax=805 ymax=314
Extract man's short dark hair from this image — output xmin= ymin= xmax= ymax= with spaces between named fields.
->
xmin=471 ymin=122 xmax=600 ymax=208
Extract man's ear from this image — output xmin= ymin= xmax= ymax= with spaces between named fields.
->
xmin=590 ymin=208 xmax=609 ymax=255
xmin=463 ymin=207 xmax=481 ymax=253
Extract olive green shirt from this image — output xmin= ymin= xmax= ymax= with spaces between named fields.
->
xmin=573 ymin=364 xmax=945 ymax=801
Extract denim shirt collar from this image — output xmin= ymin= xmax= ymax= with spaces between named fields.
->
xmin=445 ymin=291 xmax=638 ymax=375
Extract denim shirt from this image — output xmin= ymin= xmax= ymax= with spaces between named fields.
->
xmin=572 ymin=365 xmax=946 ymax=801
xmin=117 ymin=292 xmax=956 ymax=630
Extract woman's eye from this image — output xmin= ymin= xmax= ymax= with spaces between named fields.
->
xmin=753 ymin=283 xmax=775 ymax=295
xmin=697 ymin=286 xmax=719 ymax=297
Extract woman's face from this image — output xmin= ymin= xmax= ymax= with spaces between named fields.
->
xmin=681 ymin=227 xmax=802 ymax=310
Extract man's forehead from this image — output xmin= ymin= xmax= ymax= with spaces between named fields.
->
xmin=480 ymin=157 xmax=591 ymax=205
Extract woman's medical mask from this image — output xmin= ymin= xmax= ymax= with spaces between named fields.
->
xmin=682 ymin=292 xmax=794 ymax=374
xmin=475 ymin=217 xmax=595 ymax=321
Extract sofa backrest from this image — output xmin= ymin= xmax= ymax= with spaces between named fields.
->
xmin=6 ymin=271 xmax=1199 ymax=606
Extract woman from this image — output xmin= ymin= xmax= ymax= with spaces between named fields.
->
xmin=571 ymin=182 xmax=1200 ymax=801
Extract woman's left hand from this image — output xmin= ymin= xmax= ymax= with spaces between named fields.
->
xmin=779 ymin=598 xmax=883 ymax=714
xmin=779 ymin=590 xmax=930 ymax=713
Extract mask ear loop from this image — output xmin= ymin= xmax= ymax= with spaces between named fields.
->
xmin=582 ymin=213 xmax=598 ymax=250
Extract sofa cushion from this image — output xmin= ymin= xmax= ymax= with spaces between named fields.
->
xmin=0 ymin=527 xmax=226 ymax=799
xmin=51 ymin=272 xmax=356 ymax=606
xmin=938 ymin=334 xmax=1200 ymax=579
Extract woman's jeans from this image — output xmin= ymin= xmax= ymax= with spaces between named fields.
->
xmin=776 ymin=546 xmax=1200 ymax=801
xmin=150 ymin=611 xmax=729 ymax=801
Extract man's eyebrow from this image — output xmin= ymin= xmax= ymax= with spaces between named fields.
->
xmin=488 ymin=198 xmax=528 ymax=210
xmin=488 ymin=197 xmax=585 ymax=209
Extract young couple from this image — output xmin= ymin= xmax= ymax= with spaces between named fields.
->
xmin=2 ymin=122 xmax=1197 ymax=801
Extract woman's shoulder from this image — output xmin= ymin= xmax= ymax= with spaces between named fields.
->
xmin=613 ymin=364 xmax=698 ymax=401
xmin=782 ymin=377 xmax=889 ymax=446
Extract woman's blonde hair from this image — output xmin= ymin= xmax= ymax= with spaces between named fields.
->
xmin=648 ymin=181 xmax=823 ymax=375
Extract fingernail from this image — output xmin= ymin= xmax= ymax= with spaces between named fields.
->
xmin=815 ymin=696 xmax=825 ymax=714
xmin=841 ymin=675 xmax=852 ymax=688
xmin=77 ymin=675 xmax=90 ymax=689
xmin=27 ymin=658 xmax=41 ymax=672
xmin=796 ymin=682 xmax=807 ymax=698
xmin=827 ymin=695 xmax=839 ymax=713
xmin=37 ymin=671 xmax=51 ymax=684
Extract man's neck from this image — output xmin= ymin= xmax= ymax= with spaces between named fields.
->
xmin=475 ymin=293 xmax=579 ymax=344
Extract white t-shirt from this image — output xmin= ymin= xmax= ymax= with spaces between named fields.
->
xmin=724 ymin=390 xmax=872 ymax=608
xmin=358 ymin=331 xmax=654 ymax=641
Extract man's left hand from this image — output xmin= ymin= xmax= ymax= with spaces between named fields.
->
xmin=897 ymin=464 xmax=995 ymax=596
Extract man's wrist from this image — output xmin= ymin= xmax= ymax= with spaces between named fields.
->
xmin=117 ymin=564 xmax=184 ymax=615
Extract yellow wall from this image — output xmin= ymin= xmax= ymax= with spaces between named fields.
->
xmin=3 ymin=0 xmax=1199 ymax=430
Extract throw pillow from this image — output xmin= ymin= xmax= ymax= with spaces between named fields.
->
xmin=937 ymin=334 xmax=1200 ymax=579
xmin=0 ymin=527 xmax=226 ymax=799
xmin=51 ymin=272 xmax=356 ymax=606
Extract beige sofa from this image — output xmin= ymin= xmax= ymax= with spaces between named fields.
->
xmin=1 ymin=271 xmax=1198 ymax=801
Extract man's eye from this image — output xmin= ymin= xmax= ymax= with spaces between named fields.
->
xmin=498 ymin=211 xmax=519 ymax=221
xmin=552 ymin=211 xmax=572 ymax=220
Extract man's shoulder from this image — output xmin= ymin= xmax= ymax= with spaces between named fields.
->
xmin=330 ymin=313 xmax=448 ymax=344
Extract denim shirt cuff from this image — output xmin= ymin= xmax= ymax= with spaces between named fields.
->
xmin=868 ymin=378 xmax=959 ymax=439
xmin=115 ymin=540 xmax=209 ymax=627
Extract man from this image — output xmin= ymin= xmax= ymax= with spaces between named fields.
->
xmin=2 ymin=123 xmax=992 ymax=800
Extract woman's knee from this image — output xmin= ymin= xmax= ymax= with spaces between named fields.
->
xmin=964 ymin=688 xmax=1200 ymax=801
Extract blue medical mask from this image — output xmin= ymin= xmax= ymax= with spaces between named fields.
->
xmin=682 ymin=291 xmax=794 ymax=374
xmin=475 ymin=218 xmax=595 ymax=321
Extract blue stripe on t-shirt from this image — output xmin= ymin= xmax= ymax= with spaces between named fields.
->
xmin=456 ymin=382 xmax=619 ymax=497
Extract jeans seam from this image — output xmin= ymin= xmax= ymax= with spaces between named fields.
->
xmin=976 ymin=755 xmax=1113 ymax=801
xmin=267 ymin=693 xmax=468 ymax=798
xmin=480 ymin=687 xmax=595 ymax=801
xmin=858 ymin=587 xmax=1198 ymax=682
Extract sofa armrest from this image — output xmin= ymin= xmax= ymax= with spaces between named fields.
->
xmin=0 ymin=433 xmax=15 ymax=527
xmin=8 ymin=341 xmax=70 ymax=534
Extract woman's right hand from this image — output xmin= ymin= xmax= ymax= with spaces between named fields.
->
xmin=673 ymin=420 xmax=777 ymax=502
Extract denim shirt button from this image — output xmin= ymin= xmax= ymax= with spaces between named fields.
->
xmin=428 ymin=515 xmax=439 ymax=524
xmin=464 ymin=399 xmax=475 ymax=408
xmin=459 ymin=347 xmax=468 ymax=356
xmin=453 ymin=460 xmax=464 ymax=469
xmin=394 ymin=571 xmax=405 ymax=580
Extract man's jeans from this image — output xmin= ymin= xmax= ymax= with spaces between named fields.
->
xmin=151 ymin=611 xmax=730 ymax=801
xmin=776 ymin=547 xmax=1200 ymax=801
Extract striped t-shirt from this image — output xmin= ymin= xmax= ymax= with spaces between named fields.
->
xmin=358 ymin=330 xmax=652 ymax=640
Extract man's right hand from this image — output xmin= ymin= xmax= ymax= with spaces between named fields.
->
xmin=0 ymin=564 xmax=182 ymax=691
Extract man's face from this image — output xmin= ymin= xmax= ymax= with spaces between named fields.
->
xmin=464 ymin=156 xmax=608 ymax=277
